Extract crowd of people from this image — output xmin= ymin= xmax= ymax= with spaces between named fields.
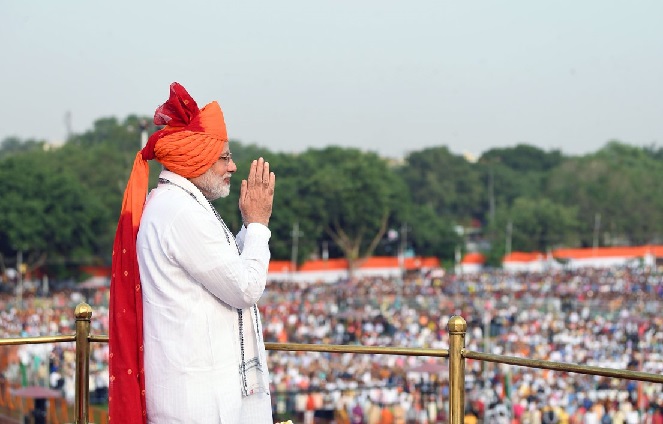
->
xmin=1 ymin=264 xmax=663 ymax=423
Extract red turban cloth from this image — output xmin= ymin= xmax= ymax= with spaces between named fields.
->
xmin=109 ymin=82 xmax=228 ymax=423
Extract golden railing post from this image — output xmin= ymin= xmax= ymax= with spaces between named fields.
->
xmin=74 ymin=303 xmax=92 ymax=424
xmin=447 ymin=315 xmax=466 ymax=424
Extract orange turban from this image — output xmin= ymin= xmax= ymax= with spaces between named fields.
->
xmin=109 ymin=83 xmax=228 ymax=423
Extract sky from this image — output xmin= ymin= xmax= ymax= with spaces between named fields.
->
xmin=2 ymin=1 xmax=662 ymax=160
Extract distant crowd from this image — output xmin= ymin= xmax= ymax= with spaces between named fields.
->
xmin=2 ymin=265 xmax=663 ymax=423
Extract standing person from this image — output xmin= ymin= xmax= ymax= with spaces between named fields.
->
xmin=109 ymin=82 xmax=276 ymax=423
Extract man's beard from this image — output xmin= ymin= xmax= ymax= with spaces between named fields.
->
xmin=196 ymin=170 xmax=231 ymax=201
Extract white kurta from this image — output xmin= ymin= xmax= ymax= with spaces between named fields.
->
xmin=137 ymin=170 xmax=273 ymax=423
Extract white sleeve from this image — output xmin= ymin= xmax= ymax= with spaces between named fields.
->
xmin=235 ymin=223 xmax=247 ymax=251
xmin=165 ymin=208 xmax=271 ymax=309
xmin=235 ymin=223 xmax=269 ymax=252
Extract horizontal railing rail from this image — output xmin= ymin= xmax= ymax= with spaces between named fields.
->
xmin=463 ymin=350 xmax=663 ymax=384
xmin=265 ymin=342 xmax=449 ymax=357
xmin=0 ymin=335 xmax=75 ymax=346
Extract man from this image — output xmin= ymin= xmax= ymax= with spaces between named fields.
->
xmin=109 ymin=82 xmax=276 ymax=423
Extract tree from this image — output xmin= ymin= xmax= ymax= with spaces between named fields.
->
xmin=0 ymin=136 xmax=46 ymax=159
xmin=401 ymin=147 xmax=484 ymax=222
xmin=405 ymin=204 xmax=461 ymax=260
xmin=0 ymin=151 xmax=108 ymax=278
xmin=9 ymin=111 xmax=663 ymax=278
xmin=292 ymin=147 xmax=408 ymax=276
xmin=546 ymin=141 xmax=663 ymax=245
xmin=478 ymin=144 xmax=565 ymax=222
xmin=486 ymin=197 xmax=580 ymax=258
xmin=480 ymin=144 xmax=563 ymax=173
xmin=256 ymin=151 xmax=324 ymax=264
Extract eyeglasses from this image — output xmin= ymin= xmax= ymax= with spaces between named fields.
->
xmin=218 ymin=153 xmax=233 ymax=164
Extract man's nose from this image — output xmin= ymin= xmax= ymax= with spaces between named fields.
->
xmin=228 ymin=159 xmax=237 ymax=173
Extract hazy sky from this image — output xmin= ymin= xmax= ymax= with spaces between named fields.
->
xmin=2 ymin=1 xmax=662 ymax=159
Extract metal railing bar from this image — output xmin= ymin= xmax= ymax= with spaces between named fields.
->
xmin=49 ymin=336 xmax=663 ymax=385
xmin=463 ymin=350 xmax=663 ymax=384
xmin=0 ymin=335 xmax=76 ymax=346
xmin=265 ymin=342 xmax=450 ymax=358
xmin=68 ymin=337 xmax=450 ymax=359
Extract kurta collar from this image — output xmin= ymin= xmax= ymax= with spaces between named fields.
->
xmin=158 ymin=169 xmax=215 ymax=214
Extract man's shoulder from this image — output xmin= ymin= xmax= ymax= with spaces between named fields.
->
xmin=144 ymin=185 xmax=195 ymax=216
xmin=141 ymin=185 xmax=211 ymax=231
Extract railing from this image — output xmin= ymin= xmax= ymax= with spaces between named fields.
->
xmin=1 ymin=303 xmax=662 ymax=424
xmin=0 ymin=304 xmax=92 ymax=424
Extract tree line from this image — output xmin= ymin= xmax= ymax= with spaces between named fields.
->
xmin=2 ymin=115 xmax=663 ymax=280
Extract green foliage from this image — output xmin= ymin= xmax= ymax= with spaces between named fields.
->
xmin=487 ymin=197 xmax=580 ymax=254
xmin=289 ymin=147 xmax=409 ymax=269
xmin=254 ymin=150 xmax=323 ymax=264
xmin=2 ymin=122 xmax=662 ymax=279
xmin=0 ymin=151 xmax=108 ymax=276
xmin=546 ymin=141 xmax=663 ymax=245
xmin=400 ymin=147 xmax=484 ymax=220
xmin=480 ymin=144 xmax=564 ymax=173
xmin=478 ymin=144 xmax=565 ymax=216
xmin=0 ymin=136 xmax=47 ymax=159
xmin=405 ymin=205 xmax=461 ymax=259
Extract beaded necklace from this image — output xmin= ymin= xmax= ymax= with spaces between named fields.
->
xmin=158 ymin=177 xmax=262 ymax=394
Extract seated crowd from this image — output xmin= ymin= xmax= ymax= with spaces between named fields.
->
xmin=1 ymin=265 xmax=662 ymax=423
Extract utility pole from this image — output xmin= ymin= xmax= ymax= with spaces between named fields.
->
xmin=291 ymin=222 xmax=302 ymax=277
xmin=64 ymin=111 xmax=72 ymax=140
xmin=17 ymin=250 xmax=23 ymax=309
xmin=398 ymin=222 xmax=408 ymax=278
xmin=322 ymin=241 xmax=329 ymax=262
xmin=593 ymin=213 xmax=601 ymax=253
xmin=483 ymin=312 xmax=491 ymax=379
xmin=505 ymin=221 xmax=513 ymax=257
xmin=455 ymin=245 xmax=462 ymax=275
xmin=42 ymin=274 xmax=49 ymax=296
